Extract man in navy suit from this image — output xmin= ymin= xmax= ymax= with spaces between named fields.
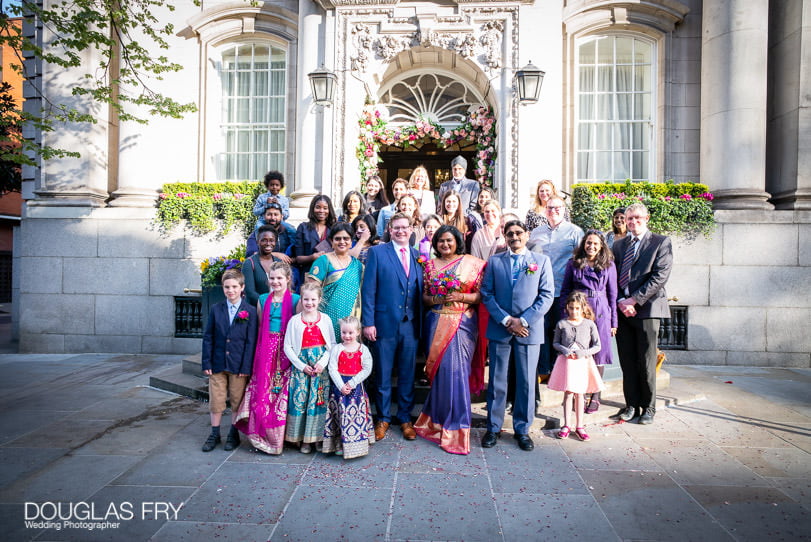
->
xmin=362 ymin=213 xmax=424 ymax=441
xmin=436 ymin=155 xmax=481 ymax=215
xmin=611 ymin=203 xmax=673 ymax=425
xmin=481 ymin=220 xmax=554 ymax=451
xmin=201 ymin=269 xmax=258 ymax=452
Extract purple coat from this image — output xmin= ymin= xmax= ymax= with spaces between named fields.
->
xmin=559 ymin=260 xmax=618 ymax=365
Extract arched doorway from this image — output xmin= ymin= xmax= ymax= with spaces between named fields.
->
xmin=374 ymin=71 xmax=490 ymax=200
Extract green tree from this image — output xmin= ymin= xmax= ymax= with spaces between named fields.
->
xmin=0 ymin=0 xmax=198 ymax=184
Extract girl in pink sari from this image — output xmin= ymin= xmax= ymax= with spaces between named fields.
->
xmin=234 ymin=261 xmax=299 ymax=454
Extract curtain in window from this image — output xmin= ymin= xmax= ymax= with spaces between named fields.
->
xmin=217 ymin=43 xmax=286 ymax=181
xmin=576 ymin=36 xmax=653 ymax=182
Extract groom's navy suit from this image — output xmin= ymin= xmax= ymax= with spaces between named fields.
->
xmin=361 ymin=242 xmax=423 ymax=424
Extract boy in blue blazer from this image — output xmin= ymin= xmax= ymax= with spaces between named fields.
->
xmin=201 ymin=269 xmax=258 ymax=452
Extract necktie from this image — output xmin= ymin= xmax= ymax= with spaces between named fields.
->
xmin=400 ymin=247 xmax=409 ymax=277
xmin=511 ymin=254 xmax=521 ymax=283
xmin=229 ymin=303 xmax=237 ymax=324
xmin=618 ymin=237 xmax=639 ymax=291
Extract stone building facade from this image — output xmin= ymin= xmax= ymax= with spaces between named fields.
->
xmin=13 ymin=0 xmax=811 ymax=366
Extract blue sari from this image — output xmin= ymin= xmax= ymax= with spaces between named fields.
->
xmin=308 ymin=254 xmax=363 ymax=338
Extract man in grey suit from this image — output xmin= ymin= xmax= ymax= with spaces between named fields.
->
xmin=480 ymin=220 xmax=554 ymax=451
xmin=436 ymin=155 xmax=481 ymax=215
xmin=611 ymin=203 xmax=673 ymax=425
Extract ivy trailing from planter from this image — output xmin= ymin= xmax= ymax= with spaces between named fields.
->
xmin=571 ymin=180 xmax=715 ymax=241
xmin=155 ymin=181 xmax=264 ymax=236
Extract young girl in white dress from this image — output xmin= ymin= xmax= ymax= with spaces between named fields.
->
xmin=547 ymin=291 xmax=605 ymax=441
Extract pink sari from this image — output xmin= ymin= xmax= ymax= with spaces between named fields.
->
xmin=234 ymin=291 xmax=293 ymax=454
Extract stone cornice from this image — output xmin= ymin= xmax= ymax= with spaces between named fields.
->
xmin=563 ymin=0 xmax=689 ymax=35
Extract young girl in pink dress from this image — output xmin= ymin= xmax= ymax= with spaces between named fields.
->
xmin=547 ymin=291 xmax=605 ymax=441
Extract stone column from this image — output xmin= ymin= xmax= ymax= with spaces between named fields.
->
xmin=290 ymin=1 xmax=322 ymax=207
xmin=700 ymin=0 xmax=773 ymax=209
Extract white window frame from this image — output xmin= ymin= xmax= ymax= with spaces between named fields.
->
xmin=574 ymin=34 xmax=657 ymax=183
xmin=206 ymin=37 xmax=289 ymax=182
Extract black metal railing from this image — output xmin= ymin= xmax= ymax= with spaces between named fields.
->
xmin=659 ymin=305 xmax=687 ymax=350
xmin=175 ymin=296 xmax=203 ymax=338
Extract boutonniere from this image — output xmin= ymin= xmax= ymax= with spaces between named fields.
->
xmin=417 ymin=255 xmax=427 ymax=268
xmin=235 ymin=310 xmax=250 ymax=322
xmin=525 ymin=263 xmax=538 ymax=275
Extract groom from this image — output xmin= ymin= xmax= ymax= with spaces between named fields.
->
xmin=362 ymin=213 xmax=423 ymax=442
xmin=481 ymin=220 xmax=554 ymax=451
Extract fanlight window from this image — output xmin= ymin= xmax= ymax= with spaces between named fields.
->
xmin=379 ymin=73 xmax=482 ymax=127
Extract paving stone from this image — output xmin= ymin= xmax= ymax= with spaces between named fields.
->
xmin=10 ymin=384 xmax=121 ymax=413
xmin=179 ymin=463 xmax=303 ymax=524
xmin=398 ymin=435 xmax=487 ymax=475
xmin=485 ymin=444 xmax=589 ymax=495
xmin=151 ymin=520 xmax=274 ymax=541
xmin=769 ymin=478 xmax=811 ymax=511
xmin=0 ymin=447 xmax=69 ymax=488
xmin=722 ymin=447 xmax=811 ymax=479
xmin=302 ymin=444 xmax=399 ymax=488
xmin=581 ymin=469 xmax=734 ymax=541
xmin=71 ymin=411 xmax=193 ymax=456
xmin=0 ymin=410 xmax=73 ymax=446
xmin=685 ymin=485 xmax=811 ymax=541
xmin=666 ymin=400 xmax=796 ymax=448
xmin=557 ymin=433 xmax=664 ymax=471
xmin=36 ymin=485 xmax=194 ymax=542
xmin=635 ymin=438 xmax=769 ymax=486
xmin=0 ymin=454 xmax=141 ymax=504
xmin=390 ymin=473 xmax=501 ymax=541
xmin=7 ymin=419 xmax=114 ymax=450
xmin=271 ymin=485 xmax=390 ymax=540
xmin=111 ymin=437 xmax=226 ymax=488
xmin=495 ymin=492 xmax=619 ymax=540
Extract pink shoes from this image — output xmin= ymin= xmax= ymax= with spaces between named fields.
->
xmin=575 ymin=427 xmax=590 ymax=441
xmin=557 ymin=426 xmax=570 ymax=439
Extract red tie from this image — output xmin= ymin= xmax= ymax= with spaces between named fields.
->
xmin=400 ymin=247 xmax=409 ymax=277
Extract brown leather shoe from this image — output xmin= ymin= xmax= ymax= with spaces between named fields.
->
xmin=401 ymin=422 xmax=417 ymax=440
xmin=374 ymin=421 xmax=389 ymax=441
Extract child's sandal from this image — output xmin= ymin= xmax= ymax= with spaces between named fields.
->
xmin=575 ymin=427 xmax=590 ymax=441
xmin=557 ymin=426 xmax=571 ymax=439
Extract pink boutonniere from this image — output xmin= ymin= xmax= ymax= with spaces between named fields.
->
xmin=235 ymin=310 xmax=250 ymax=322
xmin=525 ymin=263 xmax=538 ymax=275
xmin=417 ymin=256 xmax=427 ymax=268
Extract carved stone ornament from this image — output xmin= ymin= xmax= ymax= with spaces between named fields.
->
xmin=350 ymin=18 xmax=506 ymax=72
xmin=480 ymin=20 xmax=503 ymax=69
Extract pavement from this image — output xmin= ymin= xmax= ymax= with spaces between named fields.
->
xmin=0 ymin=353 xmax=809 ymax=541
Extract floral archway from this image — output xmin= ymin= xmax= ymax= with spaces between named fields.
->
xmin=356 ymin=104 xmax=497 ymax=186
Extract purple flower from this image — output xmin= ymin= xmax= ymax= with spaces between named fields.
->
xmin=680 ymin=194 xmax=692 ymax=200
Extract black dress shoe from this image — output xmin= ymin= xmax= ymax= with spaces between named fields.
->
xmin=481 ymin=431 xmax=501 ymax=448
xmin=610 ymin=406 xmax=637 ymax=422
xmin=638 ymin=407 xmax=655 ymax=425
xmin=201 ymin=433 xmax=221 ymax=452
xmin=224 ymin=428 xmax=241 ymax=451
xmin=514 ymin=433 xmax=534 ymax=451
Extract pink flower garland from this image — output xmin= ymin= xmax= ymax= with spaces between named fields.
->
xmin=357 ymin=105 xmax=497 ymax=186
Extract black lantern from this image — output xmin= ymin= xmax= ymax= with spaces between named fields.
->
xmin=515 ymin=61 xmax=545 ymax=104
xmin=307 ymin=64 xmax=337 ymax=106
